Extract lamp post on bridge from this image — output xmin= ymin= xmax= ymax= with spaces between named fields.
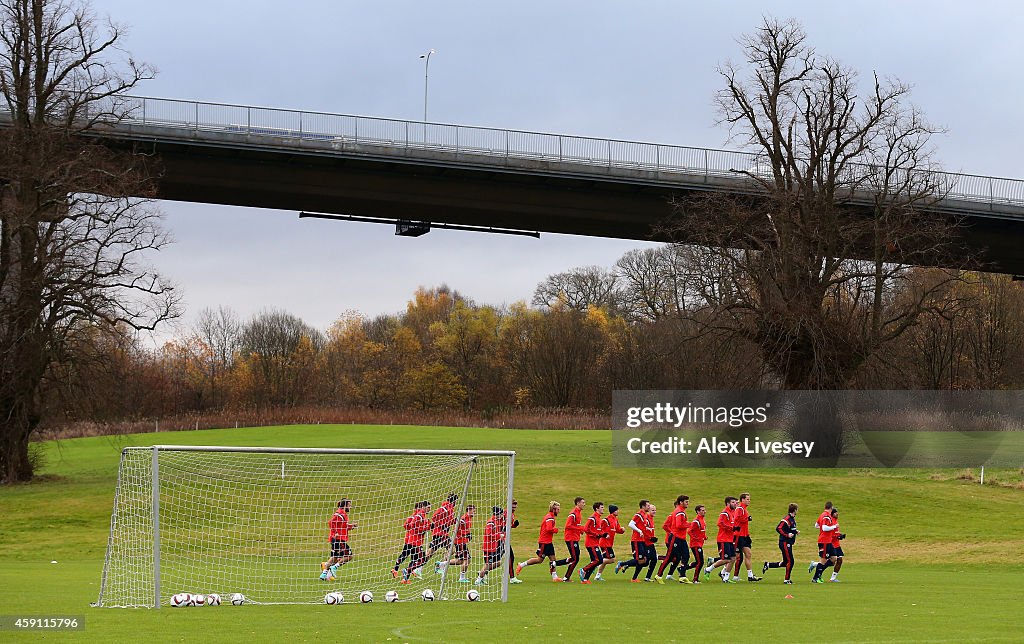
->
xmin=419 ymin=49 xmax=436 ymax=125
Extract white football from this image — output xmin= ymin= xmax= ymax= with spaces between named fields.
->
xmin=466 ymin=589 xmax=480 ymax=602
xmin=170 ymin=593 xmax=191 ymax=608
xmin=421 ymin=589 xmax=435 ymax=601
xmin=206 ymin=593 xmax=221 ymax=606
xmin=385 ymin=590 xmax=399 ymax=603
xmin=358 ymin=591 xmax=374 ymax=604
xmin=193 ymin=594 xmax=206 ymax=606
xmin=230 ymin=593 xmax=246 ymax=606
xmin=324 ymin=591 xmax=343 ymax=605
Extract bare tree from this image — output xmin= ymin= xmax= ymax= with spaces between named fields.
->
xmin=532 ymin=265 xmax=621 ymax=312
xmin=0 ymin=0 xmax=177 ymax=482
xmin=663 ymin=18 xmax=968 ymax=455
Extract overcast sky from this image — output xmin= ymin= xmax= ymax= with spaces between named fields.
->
xmin=87 ymin=0 xmax=1024 ymax=341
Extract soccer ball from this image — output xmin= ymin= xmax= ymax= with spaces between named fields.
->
xmin=170 ymin=593 xmax=191 ymax=607
xmin=466 ymin=589 xmax=480 ymax=602
xmin=193 ymin=594 xmax=206 ymax=606
xmin=206 ymin=594 xmax=221 ymax=606
xmin=324 ymin=592 xmax=343 ymax=605
xmin=230 ymin=593 xmax=246 ymax=606
xmin=358 ymin=591 xmax=374 ymax=604
xmin=421 ymin=589 xmax=435 ymax=601
xmin=385 ymin=590 xmax=399 ymax=603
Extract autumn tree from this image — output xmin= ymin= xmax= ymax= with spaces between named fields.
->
xmin=0 ymin=0 xmax=178 ymax=482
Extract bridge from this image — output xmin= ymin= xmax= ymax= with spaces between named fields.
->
xmin=91 ymin=96 xmax=1024 ymax=274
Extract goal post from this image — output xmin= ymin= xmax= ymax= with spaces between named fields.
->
xmin=95 ymin=446 xmax=515 ymax=607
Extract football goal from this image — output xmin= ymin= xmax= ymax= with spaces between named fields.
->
xmin=95 ymin=446 xmax=515 ymax=607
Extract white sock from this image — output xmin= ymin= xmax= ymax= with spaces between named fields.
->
xmin=831 ymin=572 xmax=838 ymax=580
xmin=748 ymin=571 xmax=755 ymax=579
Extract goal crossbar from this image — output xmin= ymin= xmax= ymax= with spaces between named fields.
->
xmin=128 ymin=445 xmax=516 ymax=456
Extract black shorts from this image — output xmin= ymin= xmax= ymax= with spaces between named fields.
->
xmin=818 ymin=543 xmax=837 ymax=558
xmin=602 ymin=547 xmax=615 ymax=559
xmin=645 ymin=543 xmax=659 ymax=561
xmin=831 ymin=546 xmax=844 ymax=558
xmin=430 ymin=534 xmax=452 ymax=551
xmin=484 ymin=549 xmax=503 ymax=564
xmin=670 ymin=537 xmax=688 ymax=560
xmin=537 ymin=542 xmax=555 ymax=558
xmin=718 ymin=541 xmax=736 ymax=559
xmin=330 ymin=539 xmax=351 ymax=558
xmin=736 ymin=536 xmax=752 ymax=549
xmin=453 ymin=542 xmax=469 ymax=560
xmin=630 ymin=541 xmax=645 ymax=560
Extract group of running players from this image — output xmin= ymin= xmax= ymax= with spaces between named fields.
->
xmin=318 ymin=493 xmax=846 ymax=586
xmin=514 ymin=494 xmax=847 ymax=585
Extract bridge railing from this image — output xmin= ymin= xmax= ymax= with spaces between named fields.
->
xmin=115 ymin=95 xmax=1024 ymax=210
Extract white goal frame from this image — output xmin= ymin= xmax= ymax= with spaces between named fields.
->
xmin=95 ymin=445 xmax=515 ymax=607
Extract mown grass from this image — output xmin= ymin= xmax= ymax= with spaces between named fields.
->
xmin=0 ymin=424 xmax=1021 ymax=642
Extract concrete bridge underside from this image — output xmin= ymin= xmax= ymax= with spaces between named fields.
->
xmin=110 ymin=130 xmax=1024 ymax=275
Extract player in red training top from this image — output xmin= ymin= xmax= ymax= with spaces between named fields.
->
xmin=394 ymin=500 xmax=430 ymax=582
xmin=436 ymin=504 xmax=475 ymax=582
xmin=684 ymin=504 xmax=707 ymax=583
xmin=809 ymin=501 xmax=833 ymax=573
xmin=731 ymin=493 xmax=762 ymax=582
xmin=656 ymin=495 xmax=690 ymax=584
xmin=320 ymin=498 xmax=358 ymax=581
xmin=704 ymin=496 xmax=738 ymax=583
xmin=811 ymin=505 xmax=841 ymax=583
xmin=555 ymin=497 xmax=586 ymax=582
xmin=579 ymin=502 xmax=606 ymax=583
xmin=475 ymin=507 xmax=506 ymax=585
xmin=764 ymin=503 xmax=798 ymax=583
xmin=616 ymin=499 xmax=657 ymax=582
xmin=595 ymin=504 xmax=625 ymax=581
xmin=515 ymin=501 xmax=562 ymax=581
xmin=827 ymin=507 xmax=846 ymax=582
xmin=424 ymin=492 xmax=458 ymax=567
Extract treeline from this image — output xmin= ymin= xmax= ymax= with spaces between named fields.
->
xmin=40 ymin=246 xmax=1024 ymax=426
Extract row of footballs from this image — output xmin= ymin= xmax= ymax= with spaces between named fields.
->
xmin=169 ymin=590 xmax=481 ymax=607
xmin=325 ymin=589 xmax=481 ymax=604
xmin=169 ymin=593 xmax=243 ymax=607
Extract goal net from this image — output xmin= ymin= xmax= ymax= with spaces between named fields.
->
xmin=95 ymin=446 xmax=515 ymax=607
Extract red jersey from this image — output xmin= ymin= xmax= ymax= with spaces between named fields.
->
xmin=482 ymin=515 xmax=505 ymax=553
xmin=831 ymin=520 xmax=842 ymax=547
xmin=734 ymin=503 xmax=751 ymax=538
xmin=564 ymin=507 xmax=584 ymax=542
xmin=584 ymin=512 xmax=604 ymax=547
xmin=817 ymin=514 xmax=835 ymax=544
xmin=629 ymin=511 xmax=651 ymax=543
xmin=687 ymin=515 xmax=707 ymax=548
xmin=431 ymin=501 xmax=456 ymax=537
xmin=454 ymin=512 xmax=473 ymax=545
xmin=599 ymin=515 xmax=624 ymax=548
xmin=329 ymin=508 xmax=350 ymax=541
xmin=643 ymin=512 xmax=656 ymax=545
xmin=671 ymin=507 xmax=689 ymax=540
xmin=538 ymin=512 xmax=559 ymax=544
xmin=403 ymin=509 xmax=428 ymax=546
xmin=716 ymin=506 xmax=736 ymax=543
xmin=816 ymin=511 xmax=830 ymax=530
xmin=661 ymin=513 xmax=674 ymax=539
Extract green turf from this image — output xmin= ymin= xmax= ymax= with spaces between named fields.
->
xmin=0 ymin=425 xmax=1021 ymax=642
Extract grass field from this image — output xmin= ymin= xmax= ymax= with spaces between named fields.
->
xmin=1 ymin=424 xmax=1022 ymax=642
